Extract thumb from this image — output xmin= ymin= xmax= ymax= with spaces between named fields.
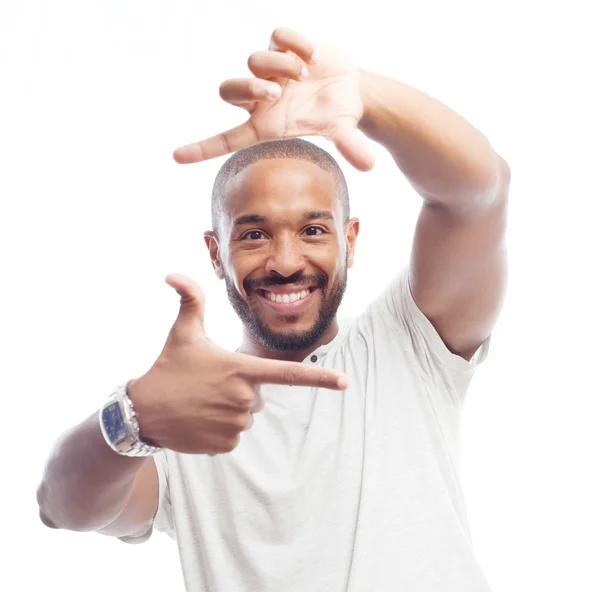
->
xmin=331 ymin=123 xmax=375 ymax=172
xmin=165 ymin=273 xmax=206 ymax=343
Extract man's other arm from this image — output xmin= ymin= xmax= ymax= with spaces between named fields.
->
xmin=37 ymin=410 xmax=158 ymax=537
xmin=359 ymin=70 xmax=510 ymax=360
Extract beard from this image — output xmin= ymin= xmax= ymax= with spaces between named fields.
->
xmin=223 ymin=261 xmax=348 ymax=353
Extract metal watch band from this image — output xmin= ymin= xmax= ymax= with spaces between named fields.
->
xmin=100 ymin=381 xmax=162 ymax=457
xmin=120 ymin=386 xmax=163 ymax=456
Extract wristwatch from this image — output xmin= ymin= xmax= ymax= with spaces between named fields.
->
xmin=99 ymin=381 xmax=162 ymax=457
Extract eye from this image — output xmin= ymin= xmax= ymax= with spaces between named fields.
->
xmin=303 ymin=226 xmax=324 ymax=236
xmin=241 ymin=230 xmax=266 ymax=240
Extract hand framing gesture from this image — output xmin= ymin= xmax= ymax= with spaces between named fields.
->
xmin=173 ymin=27 xmax=375 ymax=171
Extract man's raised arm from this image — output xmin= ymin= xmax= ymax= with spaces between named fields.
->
xmin=358 ymin=70 xmax=510 ymax=359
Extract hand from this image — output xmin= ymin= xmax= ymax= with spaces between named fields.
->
xmin=173 ymin=27 xmax=375 ymax=172
xmin=128 ymin=273 xmax=349 ymax=456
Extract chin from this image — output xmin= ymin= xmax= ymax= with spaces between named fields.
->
xmin=258 ymin=314 xmax=317 ymax=336
xmin=259 ymin=314 xmax=335 ymax=353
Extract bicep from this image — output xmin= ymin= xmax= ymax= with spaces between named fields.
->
xmin=409 ymin=166 xmax=510 ymax=360
xmin=96 ymin=457 xmax=159 ymax=538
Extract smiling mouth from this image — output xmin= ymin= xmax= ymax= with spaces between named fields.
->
xmin=258 ymin=287 xmax=316 ymax=304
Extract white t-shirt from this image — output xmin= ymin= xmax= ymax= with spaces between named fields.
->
xmin=122 ymin=268 xmax=493 ymax=592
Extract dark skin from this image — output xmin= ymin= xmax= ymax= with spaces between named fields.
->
xmin=204 ymin=158 xmax=359 ymax=362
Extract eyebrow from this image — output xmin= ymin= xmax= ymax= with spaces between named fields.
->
xmin=233 ymin=210 xmax=334 ymax=227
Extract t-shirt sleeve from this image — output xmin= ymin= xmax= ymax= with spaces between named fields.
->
xmin=373 ymin=266 xmax=491 ymax=404
xmin=117 ymin=450 xmax=174 ymax=544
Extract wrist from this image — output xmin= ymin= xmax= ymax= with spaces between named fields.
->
xmin=358 ymin=68 xmax=380 ymax=133
xmin=127 ymin=377 xmax=160 ymax=448
xmin=99 ymin=380 xmax=162 ymax=456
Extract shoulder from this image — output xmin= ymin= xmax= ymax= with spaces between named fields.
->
xmin=338 ymin=268 xmax=490 ymax=378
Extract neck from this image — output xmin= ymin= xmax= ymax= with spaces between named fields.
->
xmin=238 ymin=318 xmax=340 ymax=362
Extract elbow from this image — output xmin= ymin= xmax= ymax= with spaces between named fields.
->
xmin=37 ymin=481 xmax=62 ymax=529
xmin=37 ymin=506 xmax=100 ymax=532
xmin=36 ymin=483 xmax=114 ymax=533
xmin=36 ymin=481 xmax=82 ymax=532
xmin=39 ymin=508 xmax=60 ymax=530
xmin=473 ymin=152 xmax=511 ymax=206
xmin=496 ymin=154 xmax=511 ymax=186
xmin=36 ymin=483 xmax=61 ymax=530
xmin=482 ymin=153 xmax=511 ymax=204
xmin=474 ymin=153 xmax=511 ymax=210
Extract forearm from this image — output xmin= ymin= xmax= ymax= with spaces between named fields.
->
xmin=37 ymin=412 xmax=147 ymax=531
xmin=358 ymin=69 xmax=503 ymax=207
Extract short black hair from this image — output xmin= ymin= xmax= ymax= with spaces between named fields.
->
xmin=211 ymin=138 xmax=350 ymax=232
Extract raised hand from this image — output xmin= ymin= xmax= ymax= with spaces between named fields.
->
xmin=127 ymin=274 xmax=349 ymax=456
xmin=173 ymin=27 xmax=375 ymax=171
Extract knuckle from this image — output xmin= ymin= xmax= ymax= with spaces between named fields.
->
xmin=234 ymin=391 xmax=255 ymax=410
xmin=232 ymin=414 xmax=249 ymax=432
xmin=282 ymin=366 xmax=301 ymax=387
xmin=247 ymin=52 xmax=261 ymax=72
xmin=221 ymin=435 xmax=240 ymax=453
xmin=228 ymin=379 xmax=255 ymax=410
xmin=247 ymin=77 xmax=261 ymax=96
xmin=219 ymin=132 xmax=231 ymax=155
xmin=319 ymin=371 xmax=330 ymax=387
xmin=226 ymin=355 xmax=246 ymax=379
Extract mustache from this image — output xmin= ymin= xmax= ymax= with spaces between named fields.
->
xmin=245 ymin=272 xmax=327 ymax=292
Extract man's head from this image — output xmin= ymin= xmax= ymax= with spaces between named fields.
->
xmin=204 ymin=139 xmax=359 ymax=354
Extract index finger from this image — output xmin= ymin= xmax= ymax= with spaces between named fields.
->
xmin=173 ymin=121 xmax=258 ymax=164
xmin=237 ymin=354 xmax=349 ymax=390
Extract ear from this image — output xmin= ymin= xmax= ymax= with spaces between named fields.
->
xmin=203 ymin=231 xmax=225 ymax=280
xmin=345 ymin=217 xmax=360 ymax=268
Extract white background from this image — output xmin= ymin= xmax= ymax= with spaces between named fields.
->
xmin=1 ymin=1 xmax=599 ymax=590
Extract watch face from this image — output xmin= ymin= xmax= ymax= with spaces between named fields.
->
xmin=102 ymin=402 xmax=128 ymax=444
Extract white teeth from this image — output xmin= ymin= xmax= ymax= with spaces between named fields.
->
xmin=264 ymin=289 xmax=311 ymax=303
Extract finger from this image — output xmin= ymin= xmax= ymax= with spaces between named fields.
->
xmin=242 ymin=412 xmax=255 ymax=431
xmin=219 ymin=77 xmax=282 ymax=106
xmin=165 ymin=273 xmax=206 ymax=343
xmin=269 ymin=27 xmax=315 ymax=65
xmin=173 ymin=120 xmax=259 ymax=164
xmin=248 ymin=51 xmax=307 ymax=82
xmin=238 ymin=354 xmax=349 ymax=390
xmin=331 ymin=123 xmax=375 ymax=172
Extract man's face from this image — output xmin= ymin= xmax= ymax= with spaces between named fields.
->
xmin=207 ymin=158 xmax=358 ymax=353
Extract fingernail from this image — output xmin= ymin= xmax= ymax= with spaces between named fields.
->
xmin=299 ymin=65 xmax=308 ymax=80
xmin=267 ymin=86 xmax=281 ymax=99
xmin=337 ymin=376 xmax=349 ymax=389
xmin=310 ymin=52 xmax=318 ymax=66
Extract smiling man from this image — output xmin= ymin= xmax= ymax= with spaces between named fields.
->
xmin=37 ymin=28 xmax=510 ymax=592
xmin=210 ymin=146 xmax=355 ymax=359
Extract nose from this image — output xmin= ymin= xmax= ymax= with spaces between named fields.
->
xmin=265 ymin=236 xmax=306 ymax=278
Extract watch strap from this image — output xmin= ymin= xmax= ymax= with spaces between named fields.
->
xmin=100 ymin=381 xmax=162 ymax=457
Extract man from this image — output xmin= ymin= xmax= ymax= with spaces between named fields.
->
xmin=37 ymin=27 xmax=510 ymax=591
